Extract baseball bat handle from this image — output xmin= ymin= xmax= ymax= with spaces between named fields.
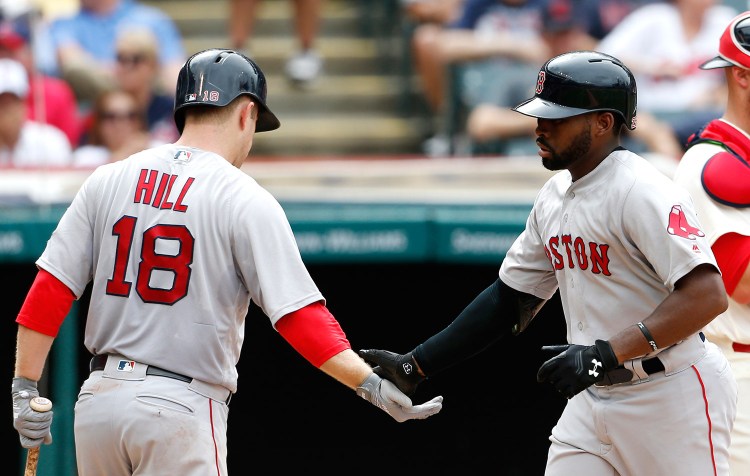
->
xmin=24 ymin=448 xmax=40 ymax=476
xmin=24 ymin=397 xmax=52 ymax=476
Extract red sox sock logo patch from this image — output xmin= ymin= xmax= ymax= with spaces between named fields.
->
xmin=667 ymin=205 xmax=705 ymax=240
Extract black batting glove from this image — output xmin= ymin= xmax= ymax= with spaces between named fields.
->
xmin=358 ymin=349 xmax=425 ymax=398
xmin=536 ymin=340 xmax=618 ymax=399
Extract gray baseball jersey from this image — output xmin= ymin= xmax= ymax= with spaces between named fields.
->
xmin=37 ymin=144 xmax=324 ymax=393
xmin=498 ymin=149 xmax=736 ymax=475
xmin=500 ymin=149 xmax=716 ymax=343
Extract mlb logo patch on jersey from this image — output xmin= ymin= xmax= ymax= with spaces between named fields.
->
xmin=117 ymin=360 xmax=136 ymax=372
xmin=174 ymin=150 xmax=192 ymax=162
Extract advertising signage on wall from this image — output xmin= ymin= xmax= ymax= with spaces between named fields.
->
xmin=0 ymin=203 xmax=531 ymax=264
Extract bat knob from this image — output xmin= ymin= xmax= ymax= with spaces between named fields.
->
xmin=29 ymin=397 xmax=52 ymax=413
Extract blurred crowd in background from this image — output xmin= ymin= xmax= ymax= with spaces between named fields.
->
xmin=404 ymin=0 xmax=739 ymax=164
xmin=0 ymin=0 xmax=743 ymax=169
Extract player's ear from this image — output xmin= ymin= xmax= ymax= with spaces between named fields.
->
xmin=238 ymin=98 xmax=258 ymax=132
xmin=731 ymin=65 xmax=750 ymax=88
xmin=593 ymin=111 xmax=616 ymax=137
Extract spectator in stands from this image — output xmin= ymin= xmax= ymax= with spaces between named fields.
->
xmin=401 ymin=0 xmax=465 ymax=25
xmin=404 ymin=0 xmax=466 ymax=139
xmin=229 ymin=0 xmax=324 ymax=87
xmin=47 ymin=0 xmax=186 ymax=105
xmin=465 ymin=0 xmax=685 ymax=162
xmin=596 ymin=0 xmax=737 ymax=147
xmin=73 ymin=88 xmax=163 ymax=168
xmin=0 ymin=58 xmax=72 ymax=168
xmin=0 ymin=13 xmax=82 ymax=148
xmin=580 ymin=0 xmax=663 ymax=42
xmin=465 ymin=0 xmax=591 ymax=152
xmin=113 ymin=28 xmax=179 ymax=144
xmin=413 ymin=0 xmax=549 ymax=157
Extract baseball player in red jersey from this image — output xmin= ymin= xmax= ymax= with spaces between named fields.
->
xmin=10 ymin=48 xmax=443 ymax=476
xmin=359 ymin=51 xmax=738 ymax=475
xmin=673 ymin=11 xmax=750 ymax=474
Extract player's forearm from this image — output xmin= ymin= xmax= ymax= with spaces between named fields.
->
xmin=14 ymin=325 xmax=54 ymax=382
xmin=16 ymin=269 xmax=76 ymax=338
xmin=319 ymin=349 xmax=373 ymax=390
xmin=608 ymin=264 xmax=727 ymax=362
xmin=414 ymin=278 xmax=519 ymax=376
xmin=276 ymin=301 xmax=351 ymax=367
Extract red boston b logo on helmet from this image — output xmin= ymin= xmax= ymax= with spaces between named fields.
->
xmin=536 ymin=71 xmax=546 ymax=95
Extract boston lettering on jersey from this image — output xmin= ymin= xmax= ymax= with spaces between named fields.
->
xmin=545 ymin=236 xmax=611 ymax=275
xmin=133 ymin=169 xmax=194 ymax=212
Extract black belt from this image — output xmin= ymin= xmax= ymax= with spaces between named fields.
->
xmin=90 ymin=354 xmax=192 ymax=384
xmin=597 ymin=356 xmax=665 ymax=386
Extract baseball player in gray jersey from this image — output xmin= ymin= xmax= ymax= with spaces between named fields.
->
xmin=673 ymin=11 xmax=750 ymax=474
xmin=10 ymin=48 xmax=442 ymax=476
xmin=360 ymin=51 xmax=738 ymax=475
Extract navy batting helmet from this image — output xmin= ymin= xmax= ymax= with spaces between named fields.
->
xmin=513 ymin=51 xmax=637 ymax=130
xmin=173 ymin=48 xmax=280 ymax=134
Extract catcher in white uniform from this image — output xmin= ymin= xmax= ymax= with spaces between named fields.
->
xmin=360 ymin=51 xmax=738 ymax=475
xmin=673 ymin=11 xmax=750 ymax=475
xmin=10 ymin=48 xmax=443 ymax=476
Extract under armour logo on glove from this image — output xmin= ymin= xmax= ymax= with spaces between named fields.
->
xmin=537 ymin=340 xmax=619 ymax=399
xmin=358 ymin=348 xmax=425 ymax=398
xmin=402 ymin=362 xmax=414 ymax=375
xmin=588 ymin=358 xmax=602 ymax=378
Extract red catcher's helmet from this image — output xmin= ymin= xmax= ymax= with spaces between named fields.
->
xmin=173 ymin=48 xmax=280 ymax=134
xmin=700 ymin=11 xmax=750 ymax=70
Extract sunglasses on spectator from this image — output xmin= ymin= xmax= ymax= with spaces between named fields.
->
xmin=116 ymin=53 xmax=148 ymax=67
xmin=101 ymin=111 xmax=139 ymax=122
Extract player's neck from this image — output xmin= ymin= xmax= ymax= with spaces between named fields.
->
xmin=175 ymin=131 xmax=245 ymax=166
xmin=722 ymin=109 xmax=750 ymax=137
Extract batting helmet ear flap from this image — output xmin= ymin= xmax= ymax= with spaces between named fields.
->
xmin=173 ymin=48 xmax=280 ymax=134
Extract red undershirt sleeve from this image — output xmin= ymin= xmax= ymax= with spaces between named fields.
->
xmin=16 ymin=268 xmax=76 ymax=337
xmin=275 ymin=301 xmax=351 ymax=368
xmin=712 ymin=232 xmax=750 ymax=296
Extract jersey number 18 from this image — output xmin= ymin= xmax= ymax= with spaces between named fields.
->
xmin=105 ymin=215 xmax=194 ymax=305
